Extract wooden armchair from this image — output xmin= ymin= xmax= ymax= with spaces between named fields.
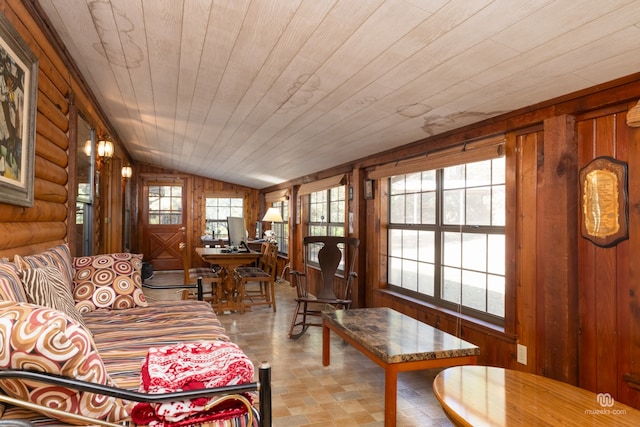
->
xmin=288 ymin=236 xmax=359 ymax=339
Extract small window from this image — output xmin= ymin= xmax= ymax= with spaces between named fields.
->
xmin=309 ymin=186 xmax=345 ymax=237
xmin=308 ymin=185 xmax=346 ymax=269
xmin=205 ymin=197 xmax=244 ymax=239
xmin=148 ymin=185 xmax=183 ymax=224
xmin=271 ymin=200 xmax=289 ymax=254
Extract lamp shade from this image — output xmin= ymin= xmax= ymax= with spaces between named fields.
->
xmin=262 ymin=207 xmax=283 ymax=223
xmin=121 ymin=166 xmax=133 ymax=178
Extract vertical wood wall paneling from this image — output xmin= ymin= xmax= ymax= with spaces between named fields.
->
xmin=137 ymin=164 xmax=260 ymax=269
xmin=577 ymin=117 xmax=598 ymax=391
xmin=352 ymin=167 xmax=366 ymax=309
xmin=577 ymin=109 xmax=639 ymax=404
xmin=614 ymin=112 xmax=636 ymax=406
xmin=374 ymin=178 xmax=388 ymax=303
xmin=593 ymin=115 xmax=619 ymax=396
xmin=538 ymin=115 xmax=579 ymax=384
xmin=620 ymin=116 xmax=640 ymax=407
xmin=108 ymin=157 xmax=124 ymax=252
xmin=191 ymin=175 xmax=204 ymax=268
xmin=515 ymin=129 xmax=542 ymax=373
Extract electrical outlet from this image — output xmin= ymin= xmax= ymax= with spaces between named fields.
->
xmin=517 ymin=344 xmax=527 ymax=365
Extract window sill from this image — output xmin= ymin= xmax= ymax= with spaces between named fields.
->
xmin=377 ymin=288 xmax=516 ymax=342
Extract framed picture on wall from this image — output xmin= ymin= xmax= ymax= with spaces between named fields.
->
xmin=0 ymin=11 xmax=38 ymax=207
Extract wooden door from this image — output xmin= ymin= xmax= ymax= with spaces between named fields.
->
xmin=141 ymin=178 xmax=187 ymax=270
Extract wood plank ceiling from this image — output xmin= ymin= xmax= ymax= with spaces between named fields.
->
xmin=36 ymin=0 xmax=640 ymax=188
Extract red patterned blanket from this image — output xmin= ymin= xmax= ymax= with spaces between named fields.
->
xmin=131 ymin=341 xmax=255 ymax=427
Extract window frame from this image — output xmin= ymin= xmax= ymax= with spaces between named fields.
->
xmin=308 ymin=185 xmax=346 ymax=238
xmin=386 ymin=157 xmax=506 ymax=326
xmin=204 ymin=196 xmax=244 ymax=240
xmin=270 ymin=200 xmax=289 ymax=255
xmin=148 ymin=185 xmax=183 ymax=225
xmin=306 ymin=185 xmax=347 ymax=271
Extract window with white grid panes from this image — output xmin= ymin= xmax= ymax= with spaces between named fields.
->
xmin=308 ymin=185 xmax=346 ymax=271
xmin=148 ymin=185 xmax=183 ymax=224
xmin=271 ymin=200 xmax=289 ymax=254
xmin=388 ymin=157 xmax=505 ymax=325
xmin=204 ymin=197 xmax=244 ymax=240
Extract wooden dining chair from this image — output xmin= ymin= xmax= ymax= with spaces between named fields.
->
xmin=234 ymin=242 xmax=279 ymax=312
xmin=179 ymin=242 xmax=222 ymax=311
xmin=288 ymin=236 xmax=359 ymax=339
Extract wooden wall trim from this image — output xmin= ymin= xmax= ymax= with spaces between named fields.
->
xmin=537 ymin=114 xmax=579 ymax=384
xmin=515 ymin=129 xmax=543 ymax=374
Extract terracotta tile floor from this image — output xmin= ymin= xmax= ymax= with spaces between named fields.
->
xmin=143 ymin=271 xmax=453 ymax=427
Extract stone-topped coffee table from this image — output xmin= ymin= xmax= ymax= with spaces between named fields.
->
xmin=322 ymin=307 xmax=479 ymax=427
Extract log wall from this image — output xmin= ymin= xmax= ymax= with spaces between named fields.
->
xmin=0 ymin=0 xmax=71 ymax=260
xmin=0 ymin=0 xmax=132 ymax=260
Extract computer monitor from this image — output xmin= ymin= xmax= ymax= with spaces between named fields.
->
xmin=227 ymin=216 xmax=246 ymax=248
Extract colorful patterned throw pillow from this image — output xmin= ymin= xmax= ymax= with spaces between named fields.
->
xmin=0 ymin=259 xmax=28 ymax=302
xmin=13 ymin=244 xmax=75 ymax=293
xmin=73 ymin=253 xmax=148 ymax=312
xmin=20 ymin=265 xmax=87 ymax=328
xmin=0 ymin=301 xmax=130 ymax=423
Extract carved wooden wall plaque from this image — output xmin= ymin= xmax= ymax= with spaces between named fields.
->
xmin=579 ymin=156 xmax=628 ymax=247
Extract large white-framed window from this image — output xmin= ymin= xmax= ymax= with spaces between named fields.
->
xmin=387 ymin=155 xmax=505 ymax=325
xmin=204 ymin=197 xmax=244 ymax=240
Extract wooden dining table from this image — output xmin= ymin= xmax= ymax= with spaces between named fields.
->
xmin=433 ymin=365 xmax=640 ymax=426
xmin=195 ymin=247 xmax=260 ymax=313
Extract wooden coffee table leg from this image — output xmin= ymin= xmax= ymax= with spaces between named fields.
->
xmin=384 ymin=364 xmax=398 ymax=427
xmin=322 ymin=322 xmax=330 ymax=366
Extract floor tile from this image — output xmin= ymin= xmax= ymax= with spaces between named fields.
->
xmin=143 ymin=271 xmax=453 ymax=426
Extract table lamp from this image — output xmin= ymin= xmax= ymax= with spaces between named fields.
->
xmin=262 ymin=207 xmax=283 ymax=242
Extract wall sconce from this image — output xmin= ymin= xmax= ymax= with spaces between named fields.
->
xmin=97 ymin=139 xmax=114 ymax=160
xmin=121 ymin=165 xmax=133 ymax=179
xmin=627 ymin=100 xmax=640 ymax=127
xmin=83 ymin=139 xmax=92 ymax=157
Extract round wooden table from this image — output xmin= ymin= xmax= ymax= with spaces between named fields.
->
xmin=433 ymin=365 xmax=640 ymax=426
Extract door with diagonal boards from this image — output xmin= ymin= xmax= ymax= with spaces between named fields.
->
xmin=141 ymin=178 xmax=186 ymax=271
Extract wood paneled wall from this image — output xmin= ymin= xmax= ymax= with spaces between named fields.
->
xmin=134 ymin=163 xmax=261 ymax=268
xmin=576 ymin=106 xmax=640 ymax=407
xmin=268 ymin=75 xmax=640 ymax=409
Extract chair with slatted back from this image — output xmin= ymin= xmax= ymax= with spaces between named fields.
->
xmin=180 ymin=242 xmax=222 ymax=311
xmin=288 ymin=236 xmax=359 ymax=339
xmin=234 ymin=242 xmax=278 ymax=312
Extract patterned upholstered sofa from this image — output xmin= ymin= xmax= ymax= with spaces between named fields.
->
xmin=0 ymin=244 xmax=271 ymax=426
